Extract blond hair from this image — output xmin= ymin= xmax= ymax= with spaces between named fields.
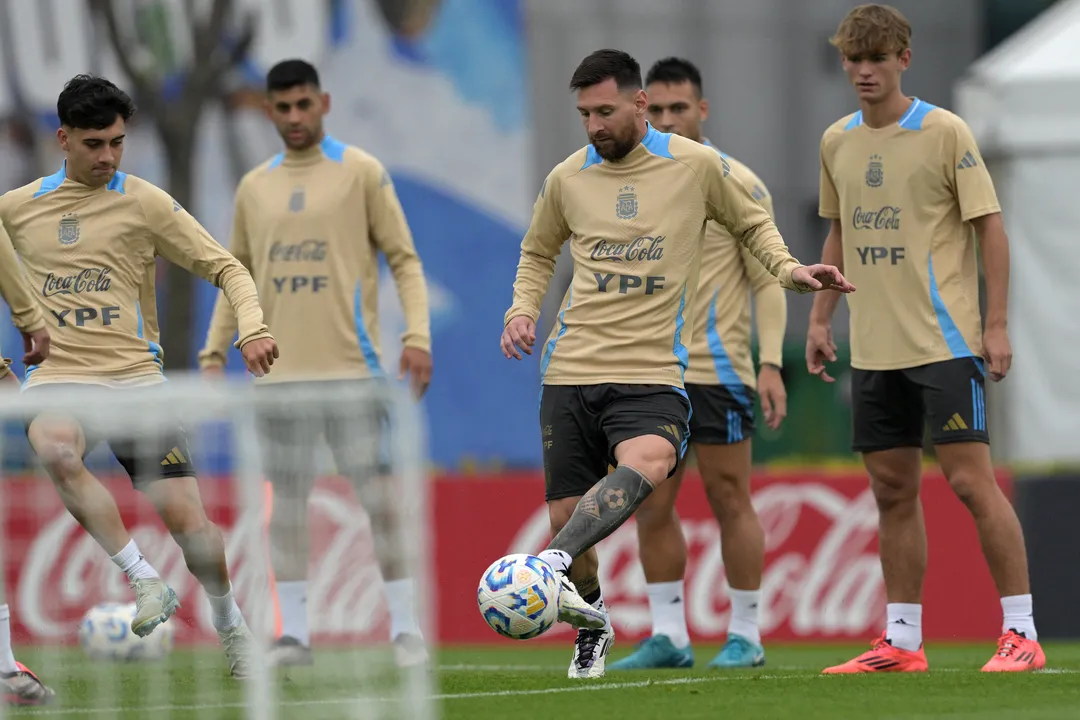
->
xmin=830 ymin=4 xmax=912 ymax=57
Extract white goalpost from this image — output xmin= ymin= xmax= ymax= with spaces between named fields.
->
xmin=0 ymin=377 xmax=434 ymax=720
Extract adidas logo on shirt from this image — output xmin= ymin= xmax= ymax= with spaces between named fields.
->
xmin=957 ymin=150 xmax=978 ymax=169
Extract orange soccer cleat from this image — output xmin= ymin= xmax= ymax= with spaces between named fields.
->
xmin=822 ymin=633 xmax=929 ymax=674
xmin=981 ymin=630 xmax=1046 ymax=672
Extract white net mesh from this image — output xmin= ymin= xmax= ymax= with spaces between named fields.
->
xmin=0 ymin=376 xmax=433 ymax=719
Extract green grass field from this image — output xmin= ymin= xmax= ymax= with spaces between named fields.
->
xmin=9 ymin=641 xmax=1080 ymax=719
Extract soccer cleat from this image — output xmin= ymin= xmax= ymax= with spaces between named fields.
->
xmin=981 ymin=630 xmax=1046 ymax=672
xmin=130 ymin=578 xmax=181 ymax=637
xmin=555 ymin=573 xmax=606 ymax=630
xmin=268 ymin=636 xmax=314 ymax=667
xmin=219 ymin=624 xmax=255 ymax=679
xmin=821 ymin=633 xmax=928 ymax=674
xmin=568 ymin=624 xmax=615 ymax=679
xmin=708 ymin=634 xmax=765 ymax=669
xmin=393 ymin=633 xmax=430 ymax=668
xmin=2 ymin=662 xmax=55 ymax=706
xmin=609 ymin=635 xmax=694 ymax=670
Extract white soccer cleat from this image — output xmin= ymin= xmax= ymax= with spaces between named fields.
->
xmin=556 ymin=574 xmax=607 ymax=630
xmin=130 ymin=578 xmax=181 ymax=638
xmin=393 ymin=633 xmax=430 ymax=668
xmin=568 ymin=624 xmax=615 ymax=679
xmin=219 ymin=624 xmax=255 ymax=679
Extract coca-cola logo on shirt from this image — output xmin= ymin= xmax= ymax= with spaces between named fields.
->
xmin=41 ymin=268 xmax=112 ymax=297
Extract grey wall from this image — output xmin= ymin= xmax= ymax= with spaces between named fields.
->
xmin=526 ymin=0 xmax=982 ymax=341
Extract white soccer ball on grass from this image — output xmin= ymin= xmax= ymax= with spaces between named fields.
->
xmin=78 ymin=602 xmax=175 ymax=662
xmin=477 ymin=553 xmax=561 ymax=640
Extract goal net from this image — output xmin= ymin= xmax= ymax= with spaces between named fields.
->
xmin=0 ymin=377 xmax=434 ymax=720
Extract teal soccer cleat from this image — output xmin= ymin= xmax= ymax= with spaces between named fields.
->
xmin=608 ymin=635 xmax=694 ymax=670
xmin=708 ymin=634 xmax=765 ymax=668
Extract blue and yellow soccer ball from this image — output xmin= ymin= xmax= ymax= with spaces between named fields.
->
xmin=477 ymin=554 xmax=561 ymax=640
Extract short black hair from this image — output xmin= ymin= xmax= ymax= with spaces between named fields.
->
xmin=645 ymin=57 xmax=703 ymax=96
xmin=56 ymin=75 xmax=136 ymax=130
xmin=266 ymin=59 xmax=321 ymax=93
xmin=569 ymin=49 xmax=641 ymax=92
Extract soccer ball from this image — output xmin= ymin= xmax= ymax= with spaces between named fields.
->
xmin=477 ymin=554 xmax=561 ymax=640
xmin=78 ymin=602 xmax=176 ymax=662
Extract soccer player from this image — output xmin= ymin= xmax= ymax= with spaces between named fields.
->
xmin=609 ymin=57 xmax=786 ymax=671
xmin=809 ymin=5 xmax=1044 ymax=673
xmin=500 ymin=49 xmax=853 ymax=679
xmin=0 ymin=75 xmax=279 ymax=679
xmin=198 ymin=59 xmax=432 ymax=668
xmin=0 ymin=226 xmax=54 ymax=706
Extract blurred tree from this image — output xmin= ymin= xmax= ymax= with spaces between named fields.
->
xmin=89 ymin=0 xmax=256 ymax=371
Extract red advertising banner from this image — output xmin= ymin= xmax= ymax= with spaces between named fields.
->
xmin=1 ymin=470 xmax=1010 ymax=646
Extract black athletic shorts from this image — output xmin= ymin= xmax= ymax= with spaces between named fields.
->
xmin=686 ymin=383 xmax=756 ymax=445
xmin=256 ymin=380 xmax=391 ymax=498
xmin=540 ymin=384 xmax=692 ymax=501
xmin=851 ymin=357 xmax=989 ymax=453
xmin=22 ymin=383 xmax=196 ymax=488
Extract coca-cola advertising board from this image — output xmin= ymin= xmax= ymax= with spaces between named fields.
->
xmin=1 ymin=470 xmax=1010 ymax=645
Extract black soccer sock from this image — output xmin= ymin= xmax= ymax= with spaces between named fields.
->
xmin=548 ymin=465 xmax=654 ymax=561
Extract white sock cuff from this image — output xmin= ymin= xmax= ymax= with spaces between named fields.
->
xmin=646 ymin=580 xmax=684 ymax=601
xmin=1001 ymin=594 xmax=1033 ymax=613
xmin=537 ymin=549 xmax=572 ymax=575
xmin=110 ymin=539 xmax=141 ymax=566
xmin=0 ymin=604 xmax=8 ymax=621
xmin=886 ymin=603 xmax=923 ymax=622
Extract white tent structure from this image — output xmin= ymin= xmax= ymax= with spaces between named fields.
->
xmin=955 ymin=0 xmax=1080 ymax=464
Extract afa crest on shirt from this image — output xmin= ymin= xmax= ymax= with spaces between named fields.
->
xmin=57 ymin=213 xmax=79 ymax=246
xmin=616 ymin=185 xmax=637 ymax=220
xmin=866 ymin=154 xmax=884 ymax=188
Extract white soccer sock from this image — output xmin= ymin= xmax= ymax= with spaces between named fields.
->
xmin=1001 ymin=594 xmax=1037 ymax=641
xmin=0 ymin=604 xmax=17 ymax=674
xmin=383 ymin=578 xmax=422 ymax=641
xmin=646 ymin=581 xmax=690 ymax=649
xmin=727 ymin=588 xmax=762 ymax=645
xmin=538 ymin=549 xmax=572 ymax=575
xmin=277 ymin=580 xmax=310 ymax=646
xmin=884 ymin=603 xmax=923 ymax=652
xmin=206 ymin=587 xmax=244 ymax=632
xmin=110 ymin=539 xmax=159 ymax=581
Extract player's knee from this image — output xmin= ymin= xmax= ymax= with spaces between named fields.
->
xmin=547 ymin=497 xmax=578 ymax=534
xmin=869 ymin=472 xmax=919 ymax=514
xmin=28 ymin=418 xmax=86 ymax=480
xmin=945 ymin=469 xmax=998 ymax=511
xmin=150 ymin=480 xmax=213 ymax=538
xmin=615 ymin=436 xmax=676 ymax=486
xmin=701 ymin=468 xmax=752 ymax=521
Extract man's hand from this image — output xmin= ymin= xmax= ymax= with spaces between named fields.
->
xmin=21 ymin=328 xmax=50 ymax=366
xmin=806 ymin=322 xmax=838 ymax=383
xmin=241 ymin=338 xmax=278 ymax=377
xmin=201 ymin=364 xmax=225 ymax=378
xmin=757 ymin=365 xmax=787 ymax=430
xmin=399 ymin=347 xmax=433 ymax=399
xmin=982 ymin=326 xmax=1012 ymax=382
xmin=792 ymin=264 xmax=856 ymax=293
xmin=501 ymin=316 xmax=536 ymax=360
